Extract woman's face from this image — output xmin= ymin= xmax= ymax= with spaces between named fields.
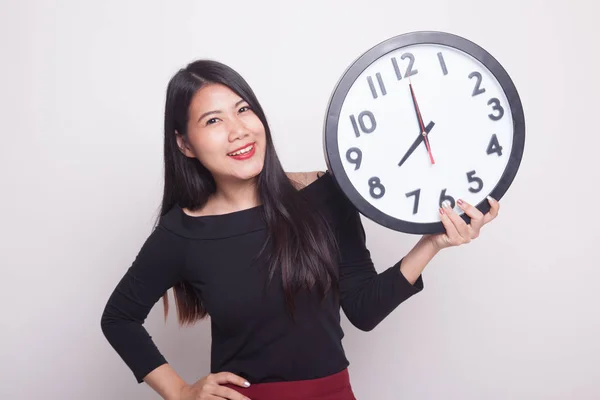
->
xmin=177 ymin=83 xmax=266 ymax=183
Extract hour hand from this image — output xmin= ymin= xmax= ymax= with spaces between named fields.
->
xmin=397 ymin=121 xmax=435 ymax=168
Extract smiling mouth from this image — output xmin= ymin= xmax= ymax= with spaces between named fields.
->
xmin=227 ymin=143 xmax=255 ymax=156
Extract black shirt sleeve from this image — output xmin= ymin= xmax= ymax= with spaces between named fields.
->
xmin=336 ymin=200 xmax=424 ymax=332
xmin=100 ymin=224 xmax=187 ymax=383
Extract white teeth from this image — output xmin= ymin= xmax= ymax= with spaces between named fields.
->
xmin=228 ymin=144 xmax=253 ymax=156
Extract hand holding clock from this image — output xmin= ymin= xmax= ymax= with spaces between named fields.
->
xmin=398 ymin=195 xmax=501 ymax=286
xmin=425 ymin=196 xmax=500 ymax=251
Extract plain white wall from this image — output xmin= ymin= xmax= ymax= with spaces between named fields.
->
xmin=1 ymin=0 xmax=599 ymax=399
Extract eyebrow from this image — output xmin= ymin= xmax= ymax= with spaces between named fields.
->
xmin=197 ymin=99 xmax=247 ymax=123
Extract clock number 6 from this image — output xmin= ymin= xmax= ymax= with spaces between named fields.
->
xmin=439 ymin=189 xmax=456 ymax=209
xmin=369 ymin=177 xmax=385 ymax=199
xmin=346 ymin=147 xmax=362 ymax=170
xmin=350 ymin=111 xmax=377 ymax=138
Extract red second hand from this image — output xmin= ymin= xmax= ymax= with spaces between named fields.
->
xmin=409 ymin=81 xmax=435 ymax=165
xmin=423 ymin=133 xmax=435 ymax=164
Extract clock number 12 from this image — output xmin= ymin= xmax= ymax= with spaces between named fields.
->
xmin=391 ymin=53 xmax=418 ymax=80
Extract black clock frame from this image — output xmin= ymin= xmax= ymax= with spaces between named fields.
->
xmin=323 ymin=31 xmax=525 ymax=234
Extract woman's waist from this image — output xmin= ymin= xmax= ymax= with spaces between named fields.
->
xmin=221 ymin=367 xmax=356 ymax=400
xmin=211 ymin=335 xmax=349 ymax=384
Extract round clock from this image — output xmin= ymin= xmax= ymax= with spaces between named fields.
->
xmin=323 ymin=31 xmax=525 ymax=234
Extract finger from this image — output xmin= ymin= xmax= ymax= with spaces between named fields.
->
xmin=439 ymin=206 xmax=461 ymax=246
xmin=212 ymin=385 xmax=250 ymax=400
xmin=442 ymin=202 xmax=471 ymax=243
xmin=205 ymin=394 xmax=230 ymax=400
xmin=483 ymin=196 xmax=500 ymax=224
xmin=213 ymin=372 xmax=251 ymax=388
xmin=456 ymin=198 xmax=484 ymax=237
xmin=204 ymin=394 xmax=245 ymax=400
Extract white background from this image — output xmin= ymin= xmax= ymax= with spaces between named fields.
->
xmin=1 ymin=0 xmax=598 ymax=399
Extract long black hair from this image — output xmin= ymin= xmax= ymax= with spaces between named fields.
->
xmin=158 ymin=60 xmax=339 ymax=325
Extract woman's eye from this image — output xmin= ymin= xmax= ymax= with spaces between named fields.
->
xmin=239 ymin=106 xmax=251 ymax=113
xmin=206 ymin=118 xmax=219 ymax=125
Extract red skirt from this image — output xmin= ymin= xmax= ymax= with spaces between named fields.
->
xmin=222 ymin=368 xmax=357 ymax=400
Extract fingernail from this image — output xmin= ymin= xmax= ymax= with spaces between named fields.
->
xmin=442 ymin=200 xmax=451 ymax=209
xmin=457 ymin=199 xmax=464 ymax=206
xmin=244 ymin=381 xmax=251 ymax=387
xmin=487 ymin=196 xmax=495 ymax=203
xmin=439 ymin=207 xmax=445 ymax=216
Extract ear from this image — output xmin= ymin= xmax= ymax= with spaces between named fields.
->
xmin=175 ymin=131 xmax=196 ymax=158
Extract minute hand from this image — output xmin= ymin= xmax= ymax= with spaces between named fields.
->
xmin=398 ymin=121 xmax=435 ymax=168
xmin=408 ymin=83 xmax=436 ymax=164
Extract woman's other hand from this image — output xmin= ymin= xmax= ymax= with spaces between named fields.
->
xmin=178 ymin=372 xmax=251 ymax=400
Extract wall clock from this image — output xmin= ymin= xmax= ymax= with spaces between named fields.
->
xmin=323 ymin=31 xmax=525 ymax=234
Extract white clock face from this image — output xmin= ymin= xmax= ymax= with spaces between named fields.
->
xmin=336 ymin=43 xmax=514 ymax=224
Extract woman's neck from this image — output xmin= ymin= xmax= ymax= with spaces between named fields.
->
xmin=204 ymin=175 xmax=261 ymax=215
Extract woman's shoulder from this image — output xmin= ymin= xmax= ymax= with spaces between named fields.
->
xmin=291 ymin=170 xmax=351 ymax=213
xmin=156 ymin=170 xmax=352 ymax=239
xmin=286 ymin=171 xmax=325 ymax=191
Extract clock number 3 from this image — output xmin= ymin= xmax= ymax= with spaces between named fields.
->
xmin=488 ymin=98 xmax=504 ymax=121
xmin=369 ymin=177 xmax=385 ymax=199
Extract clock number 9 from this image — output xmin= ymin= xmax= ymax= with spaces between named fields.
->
xmin=439 ymin=189 xmax=456 ymax=209
xmin=345 ymin=147 xmax=362 ymax=170
xmin=488 ymin=98 xmax=504 ymax=121
xmin=369 ymin=177 xmax=385 ymax=199
xmin=350 ymin=111 xmax=377 ymax=138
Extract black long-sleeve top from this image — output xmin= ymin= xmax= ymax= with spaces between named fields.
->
xmin=100 ymin=171 xmax=424 ymax=384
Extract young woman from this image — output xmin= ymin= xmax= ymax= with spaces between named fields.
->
xmin=101 ymin=60 xmax=500 ymax=400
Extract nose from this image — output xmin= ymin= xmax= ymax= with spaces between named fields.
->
xmin=228 ymin=116 xmax=250 ymax=142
